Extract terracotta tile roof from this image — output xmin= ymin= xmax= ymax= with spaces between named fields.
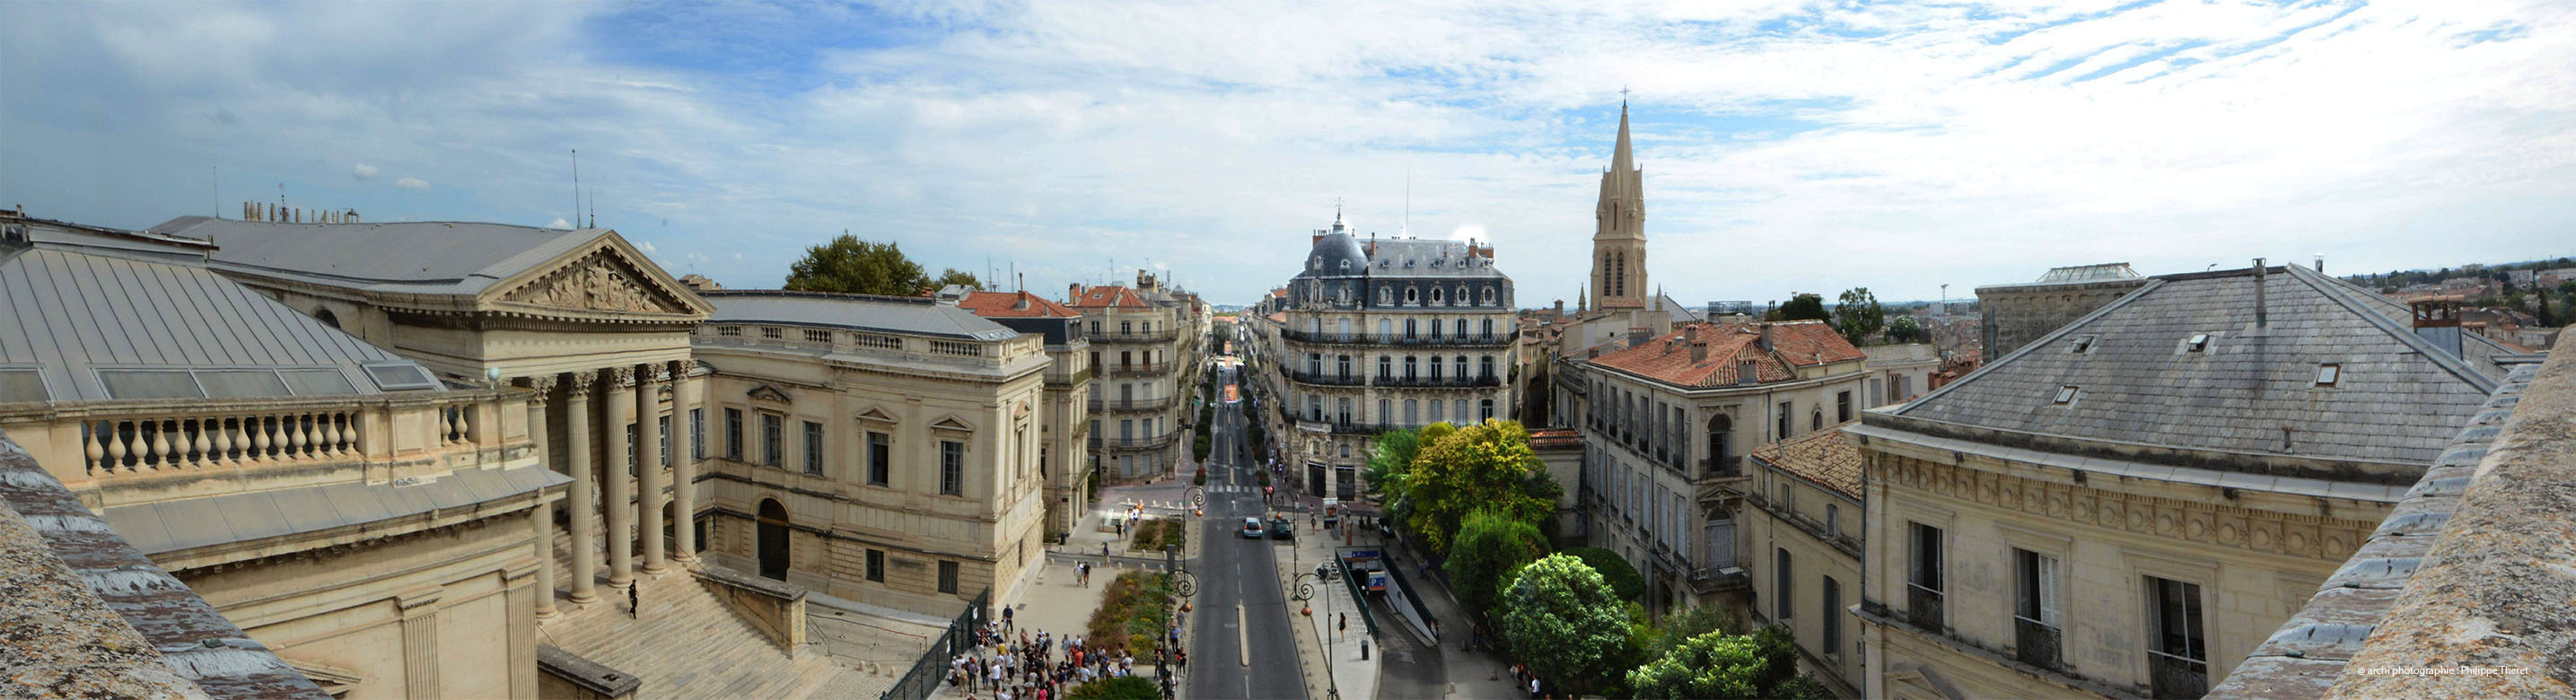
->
xmin=958 ymin=290 xmax=1080 ymax=318
xmin=1587 ymin=320 xmax=1863 ymax=388
xmin=1065 ymin=284 xmax=1150 ymax=309
xmin=1750 ymin=422 xmax=1862 ymax=499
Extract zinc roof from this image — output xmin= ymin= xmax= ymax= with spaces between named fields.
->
xmin=1893 ymin=264 xmax=2504 ymax=467
xmin=150 ymin=215 xmax=600 ymax=296
xmin=703 ymin=290 xmax=1017 ymax=341
xmin=0 ymin=223 xmax=438 ymax=401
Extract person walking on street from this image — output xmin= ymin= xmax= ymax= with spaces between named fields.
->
xmin=627 ymin=582 xmax=640 ymax=619
xmin=1336 ymin=612 xmax=1346 ymax=641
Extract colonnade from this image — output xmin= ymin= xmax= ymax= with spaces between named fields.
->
xmin=524 ymin=359 xmax=703 ymax=617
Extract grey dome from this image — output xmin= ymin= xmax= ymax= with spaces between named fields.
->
xmin=1296 ymin=232 xmax=1369 ymax=279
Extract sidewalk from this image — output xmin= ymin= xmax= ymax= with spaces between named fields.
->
xmin=1270 ymin=520 xmax=1379 ymax=700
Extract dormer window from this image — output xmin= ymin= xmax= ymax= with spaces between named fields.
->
xmin=2186 ymin=334 xmax=2211 ymax=352
xmin=2054 ymin=385 xmax=2079 ymax=404
xmin=2316 ymin=363 xmax=2341 ymax=387
xmin=1310 ymin=256 xmax=1320 ymax=271
xmin=1379 ymin=287 xmax=1392 ymax=305
xmin=1482 ymin=287 xmax=1496 ymax=305
xmin=1432 ymin=258 xmax=1443 ymax=267
xmin=1338 ymin=259 xmax=1351 ymax=271
xmin=2070 ymin=335 xmax=2095 ymax=354
xmin=1406 ymin=286 xmax=1419 ymax=303
xmin=1432 ymin=287 xmax=1445 ymax=304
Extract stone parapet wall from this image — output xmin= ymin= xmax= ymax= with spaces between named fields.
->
xmin=1974 ymin=278 xmax=2149 ymax=357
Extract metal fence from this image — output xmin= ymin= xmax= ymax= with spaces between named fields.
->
xmin=879 ymin=588 xmax=990 ymax=700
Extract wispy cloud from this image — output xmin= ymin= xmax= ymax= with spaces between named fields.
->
xmin=4 ymin=0 xmax=2571 ymax=304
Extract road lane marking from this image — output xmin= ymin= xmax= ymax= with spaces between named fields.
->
xmin=1239 ymin=603 xmax=1251 ymax=667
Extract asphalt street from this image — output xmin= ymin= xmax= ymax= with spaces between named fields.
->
xmin=1186 ymin=363 xmax=1310 ymax=700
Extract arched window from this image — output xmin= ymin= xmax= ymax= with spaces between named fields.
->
xmin=1310 ymin=256 xmax=1321 ymax=271
xmin=312 ymin=308 xmax=341 ymax=329
xmin=1482 ymin=287 xmax=1495 ymax=305
xmin=1614 ymin=251 xmax=1627 ymax=297
xmin=1432 ymin=287 xmax=1445 ymax=304
xmin=758 ymin=499 xmax=790 ymax=580
xmin=1405 ymin=286 xmax=1419 ymax=303
xmin=1455 ymin=286 xmax=1468 ymax=307
xmin=1379 ymin=286 xmax=1392 ymax=305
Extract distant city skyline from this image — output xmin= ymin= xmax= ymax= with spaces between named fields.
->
xmin=5 ymin=1 xmax=2572 ymax=305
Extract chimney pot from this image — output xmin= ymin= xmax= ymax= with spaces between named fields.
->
xmin=2254 ymin=258 xmax=2269 ymax=329
xmin=1758 ymin=324 xmax=1776 ymax=351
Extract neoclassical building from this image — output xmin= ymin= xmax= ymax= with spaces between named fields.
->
xmin=1266 ymin=210 xmax=1517 ymax=499
xmin=690 ymin=290 xmax=1050 ymax=614
xmin=1852 ymin=263 xmax=2522 ymax=699
xmin=3 ymin=213 xmax=562 ymax=697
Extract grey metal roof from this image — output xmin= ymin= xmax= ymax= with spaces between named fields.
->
xmin=701 ymin=290 xmax=1019 ymax=341
xmin=0 ymin=223 xmax=440 ymax=401
xmin=150 ymin=215 xmax=600 ymax=296
xmin=0 ymin=430 xmax=328 ymax=699
xmin=1894 ymin=264 xmax=2502 ymax=467
xmin=101 ymin=462 xmax=568 ymax=556
xmin=1361 ymin=237 xmax=1508 ymax=279
xmin=2035 ymin=262 xmax=2140 ymax=283
xmin=1292 ymin=232 xmax=1371 ymax=280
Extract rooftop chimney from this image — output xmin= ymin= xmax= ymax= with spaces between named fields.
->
xmin=1626 ymin=327 xmax=1650 ymax=349
xmin=2254 ymin=258 xmax=2268 ymax=330
xmin=1737 ymin=359 xmax=1757 ymax=386
xmin=2410 ymin=295 xmax=2464 ymax=358
xmin=1687 ymin=325 xmax=1706 ymax=363
xmin=1757 ymin=324 xmax=1776 ymax=352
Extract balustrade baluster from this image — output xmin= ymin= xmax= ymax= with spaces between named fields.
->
xmin=190 ymin=418 xmax=212 ymax=468
xmin=84 ymin=422 xmax=105 ymax=474
xmin=110 ymin=422 xmax=132 ymax=471
xmin=251 ymin=416 xmax=272 ymax=461
xmin=290 ymin=413 xmax=311 ymax=459
xmin=320 ymin=413 xmax=339 ymax=456
xmin=149 ymin=420 xmax=173 ymax=469
xmin=213 ymin=417 xmax=235 ymax=465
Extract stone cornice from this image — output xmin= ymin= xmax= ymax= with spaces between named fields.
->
xmin=1875 ymin=451 xmax=2377 ymax=562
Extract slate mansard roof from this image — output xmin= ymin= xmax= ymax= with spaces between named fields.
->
xmin=1889 ymin=264 xmax=2513 ymax=468
xmin=0 ymin=216 xmax=442 ymax=402
xmin=701 ymin=290 xmax=1019 ymax=341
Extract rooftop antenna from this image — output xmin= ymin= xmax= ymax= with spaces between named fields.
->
xmin=570 ymin=150 xmax=581 ymax=230
xmin=211 ymin=165 xmax=219 ymax=218
xmin=587 ymin=186 xmax=596 ymax=229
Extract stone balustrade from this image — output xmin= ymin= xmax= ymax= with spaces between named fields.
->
xmin=0 ymin=389 xmax=530 ymax=508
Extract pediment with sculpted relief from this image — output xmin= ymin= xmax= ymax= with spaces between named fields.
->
xmin=496 ymin=243 xmax=702 ymax=317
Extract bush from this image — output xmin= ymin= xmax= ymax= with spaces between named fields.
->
xmin=1068 ymin=675 xmax=1160 ymax=699
xmin=1565 ymin=547 xmax=1647 ymax=602
xmin=1084 ymin=572 xmax=1174 ymax=658
xmin=1194 ymin=431 xmax=1212 ymax=462
xmin=1129 ymin=518 xmax=1186 ymax=553
xmin=1193 ymin=469 xmax=1208 ymax=486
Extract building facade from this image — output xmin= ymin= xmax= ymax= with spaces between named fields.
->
xmin=1975 ymin=262 xmax=2148 ymax=358
xmin=1066 ymin=275 xmax=1195 ymax=481
xmin=955 ymin=289 xmax=1092 ymax=536
xmin=1559 ymin=320 xmax=1868 ymax=616
xmin=1854 ymin=263 xmax=2522 ymax=699
xmin=1266 ymin=211 xmax=1517 ymax=499
xmin=690 ymin=290 xmax=1051 ymax=615
xmin=1743 ymin=424 xmax=1867 ymax=697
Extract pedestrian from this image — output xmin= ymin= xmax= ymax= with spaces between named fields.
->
xmin=1176 ymin=649 xmax=1187 ymax=671
xmin=627 ymin=582 xmax=640 ymax=619
xmin=1003 ymin=606 xmax=1015 ymax=634
xmin=1336 ymin=612 xmax=1346 ymax=640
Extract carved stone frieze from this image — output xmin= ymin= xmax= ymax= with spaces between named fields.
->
xmin=1878 ymin=452 xmax=2374 ymax=561
xmin=504 ymin=253 xmax=683 ymax=314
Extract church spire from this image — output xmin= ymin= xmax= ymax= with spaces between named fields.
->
xmin=1611 ymin=101 xmax=1634 ymax=175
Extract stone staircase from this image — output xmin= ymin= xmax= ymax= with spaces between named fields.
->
xmin=539 ymin=536 xmax=895 ymax=697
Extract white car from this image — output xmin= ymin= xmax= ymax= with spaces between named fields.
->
xmin=1240 ymin=517 xmax=1266 ymax=538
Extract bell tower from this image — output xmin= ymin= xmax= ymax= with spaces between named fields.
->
xmin=1592 ymin=101 xmax=1648 ymax=309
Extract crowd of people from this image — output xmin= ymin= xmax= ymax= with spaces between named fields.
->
xmin=945 ymin=616 xmax=1186 ymax=700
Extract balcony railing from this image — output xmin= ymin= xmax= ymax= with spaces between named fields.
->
xmin=1279 ymin=329 xmax=1511 ymax=347
xmin=2013 ymin=616 xmax=2062 ymax=670
xmin=1284 ymin=369 xmax=1368 ymax=387
xmin=1088 ymin=433 xmax=1181 ymax=451
xmin=1088 ymin=395 xmax=1178 ymax=412
xmin=2148 ymin=651 xmax=2208 ymax=699
xmin=1687 ymin=567 xmax=1748 ymax=594
xmin=1105 ymin=362 xmax=1172 ymax=377
xmin=1098 ymin=329 xmax=1179 ymax=343
xmin=1372 ymin=374 xmax=1501 ymax=389
xmin=0 ymin=389 xmax=530 ymax=508
xmin=1701 ymin=455 xmax=1744 ymax=478
xmin=1907 ymin=583 xmax=1945 ymax=631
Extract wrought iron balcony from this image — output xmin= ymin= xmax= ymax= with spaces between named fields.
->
xmin=1687 ymin=566 xmax=1748 ymax=594
xmin=1105 ymin=362 xmax=1172 ymax=377
xmin=1371 ymin=374 xmax=1501 ymax=389
xmin=1088 ymin=395 xmax=1178 ymax=412
xmin=2013 ymin=616 xmax=2062 ymax=670
xmin=1906 ymin=583 xmax=1945 ymax=632
xmin=1284 ymin=369 xmax=1368 ymax=387
xmin=2148 ymin=651 xmax=2207 ymax=700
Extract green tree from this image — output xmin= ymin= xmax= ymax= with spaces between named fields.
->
xmin=1564 ymin=547 xmax=1646 ymax=602
xmin=1833 ymin=287 xmax=1886 ymax=345
xmin=1445 ymin=509 xmax=1551 ymax=618
xmin=1363 ymin=427 xmax=1424 ymax=531
xmin=1403 ymin=420 xmax=1551 ymax=553
xmin=784 ymin=234 xmax=928 ymax=295
xmin=1885 ymin=314 xmax=1925 ymax=344
xmin=1651 ymin=604 xmax=1740 ymax=654
xmin=934 ymin=267 xmax=983 ymax=290
xmin=1625 ymin=626 xmax=1830 ymax=700
xmin=1766 ymin=293 xmax=1828 ymax=322
xmin=1067 ymin=675 xmax=1160 ymax=699
xmin=1497 ymin=555 xmax=1631 ymax=695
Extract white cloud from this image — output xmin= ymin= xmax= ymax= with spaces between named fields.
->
xmin=4 ymin=0 xmax=2572 ymax=304
xmin=353 ymin=162 xmax=376 ymax=179
xmin=394 ymin=177 xmax=429 ymax=190
xmin=637 ymin=240 xmax=657 ymax=254
xmin=548 ymin=217 xmax=572 ymax=229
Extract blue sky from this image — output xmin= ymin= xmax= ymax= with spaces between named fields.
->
xmin=4 ymin=0 xmax=2572 ymax=306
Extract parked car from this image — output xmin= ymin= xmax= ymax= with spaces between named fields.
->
xmin=1240 ymin=517 xmax=1266 ymax=538
xmin=1269 ymin=516 xmax=1294 ymax=540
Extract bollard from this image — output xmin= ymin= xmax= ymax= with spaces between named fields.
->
xmin=1360 ymin=638 xmax=1370 ymax=661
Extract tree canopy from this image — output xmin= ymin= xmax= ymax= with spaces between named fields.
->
xmin=1766 ymin=293 xmax=1828 ymax=322
xmin=1834 ymin=287 xmax=1885 ymax=345
xmin=934 ymin=268 xmax=984 ymax=290
xmin=1497 ymin=555 xmax=1632 ymax=695
xmin=1564 ymin=547 xmax=1646 ymax=602
xmin=1625 ymin=626 xmax=1829 ymax=699
xmin=1446 ymin=509 xmax=1552 ymax=619
xmin=1885 ymin=315 xmax=1927 ymax=344
xmin=1402 ymin=420 xmax=1551 ymax=553
xmin=784 ymin=234 xmax=928 ymax=295
xmin=1362 ymin=427 xmax=1424 ymax=525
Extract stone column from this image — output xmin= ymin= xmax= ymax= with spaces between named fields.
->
xmin=637 ymin=363 xmax=669 ymax=575
xmin=604 ymin=366 xmax=636 ymax=590
xmin=563 ymin=373 xmax=600 ymax=604
xmin=523 ymin=376 xmax=561 ymax=619
xmin=670 ymin=359 xmax=699 ymax=562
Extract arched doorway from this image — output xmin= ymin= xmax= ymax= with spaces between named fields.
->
xmin=757 ymin=499 xmax=789 ymax=581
